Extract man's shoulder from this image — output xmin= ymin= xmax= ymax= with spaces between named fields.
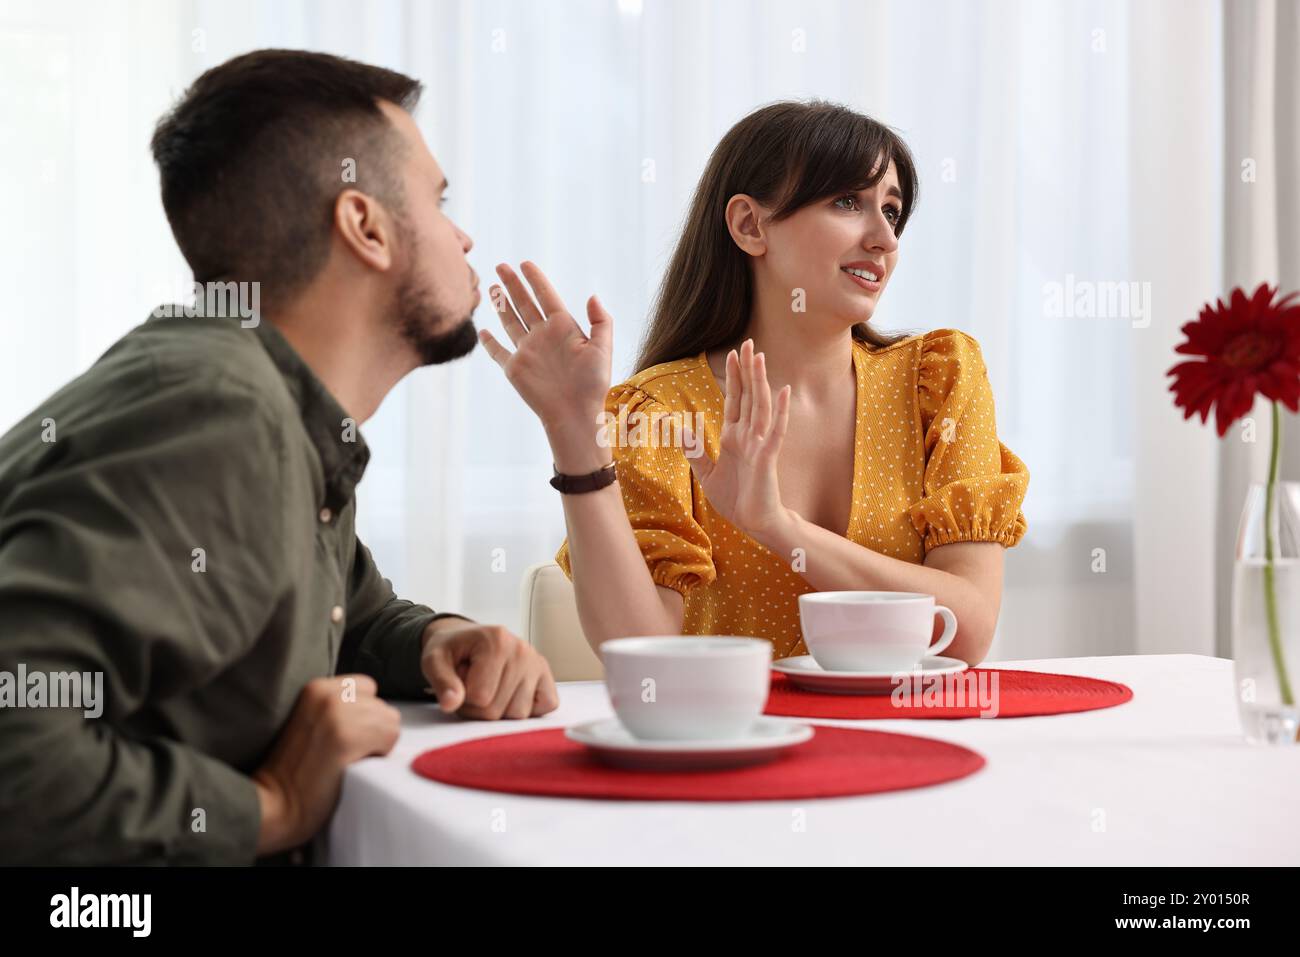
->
xmin=0 ymin=316 xmax=295 ymax=482
xmin=63 ymin=314 xmax=305 ymax=434
xmin=123 ymin=315 xmax=292 ymax=404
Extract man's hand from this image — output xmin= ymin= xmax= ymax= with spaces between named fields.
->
xmin=252 ymin=674 xmax=401 ymax=857
xmin=420 ymin=619 xmax=560 ymax=720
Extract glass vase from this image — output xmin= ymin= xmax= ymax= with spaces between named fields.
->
xmin=1232 ymin=480 xmax=1300 ymax=744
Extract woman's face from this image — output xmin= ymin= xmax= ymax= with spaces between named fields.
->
xmin=757 ymin=159 xmax=902 ymax=325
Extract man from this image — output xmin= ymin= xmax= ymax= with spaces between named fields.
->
xmin=0 ymin=48 xmax=558 ymax=865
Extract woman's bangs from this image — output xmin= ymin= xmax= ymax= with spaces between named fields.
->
xmin=773 ymin=118 xmax=912 ymax=231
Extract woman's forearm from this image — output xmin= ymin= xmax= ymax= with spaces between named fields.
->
xmin=474 ymin=263 xmax=679 ymax=649
xmin=547 ymin=419 xmax=683 ymax=651
xmin=751 ymin=510 xmax=997 ymax=664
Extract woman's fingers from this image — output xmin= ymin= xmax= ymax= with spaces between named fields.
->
xmin=489 ymin=284 xmax=528 ymax=346
xmin=520 ymin=261 xmax=569 ymax=320
xmin=495 ymin=263 xmax=545 ymax=328
xmin=753 ymin=350 xmax=772 ymax=437
xmin=680 ymin=423 xmax=713 ymax=483
xmin=738 ymin=338 xmax=754 ymax=428
xmin=477 ymin=328 xmax=513 ymax=368
xmin=765 ymin=384 xmax=792 ymax=460
xmin=585 ymin=295 xmax=612 ymax=349
xmin=723 ymin=348 xmax=740 ymax=425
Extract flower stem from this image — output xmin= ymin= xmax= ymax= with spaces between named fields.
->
xmin=1262 ymin=402 xmax=1296 ymax=722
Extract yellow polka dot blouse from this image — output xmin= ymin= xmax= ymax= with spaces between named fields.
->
xmin=555 ymin=328 xmax=1029 ymax=661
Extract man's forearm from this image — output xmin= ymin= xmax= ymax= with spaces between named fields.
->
xmin=421 ymin=611 xmax=476 ymax=648
xmin=0 ymin=603 xmax=263 ymax=865
xmin=0 ymin=710 xmax=261 ymax=865
xmin=338 ymin=598 xmax=476 ymax=700
xmin=343 ymin=534 xmax=476 ymax=699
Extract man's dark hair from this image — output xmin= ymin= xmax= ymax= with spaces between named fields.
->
xmin=151 ymin=49 xmax=423 ymax=309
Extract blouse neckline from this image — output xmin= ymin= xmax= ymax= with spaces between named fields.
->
xmin=692 ymin=339 xmax=867 ymax=540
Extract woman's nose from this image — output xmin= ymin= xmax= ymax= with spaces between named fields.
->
xmin=864 ymin=215 xmax=899 ymax=255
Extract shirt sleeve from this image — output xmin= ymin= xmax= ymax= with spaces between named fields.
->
xmin=337 ymin=536 xmax=473 ymax=701
xmin=907 ymin=329 xmax=1029 ymax=554
xmin=0 ymin=387 xmax=283 ymax=865
xmin=555 ymin=382 xmax=716 ymax=596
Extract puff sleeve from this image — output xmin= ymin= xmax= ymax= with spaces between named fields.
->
xmin=907 ymin=329 xmax=1029 ymax=554
xmin=555 ymin=383 xmax=717 ymax=595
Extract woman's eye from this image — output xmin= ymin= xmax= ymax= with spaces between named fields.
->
xmin=834 ymin=194 xmax=860 ymax=211
xmin=885 ymin=205 xmax=901 ymax=224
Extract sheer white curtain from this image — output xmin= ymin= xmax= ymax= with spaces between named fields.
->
xmin=1216 ymin=0 xmax=1300 ymax=657
xmin=1127 ymin=0 xmax=1223 ymax=657
xmin=1 ymin=0 xmax=1236 ymax=660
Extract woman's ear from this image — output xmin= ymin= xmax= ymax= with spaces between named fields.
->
xmin=724 ymin=193 xmax=768 ymax=257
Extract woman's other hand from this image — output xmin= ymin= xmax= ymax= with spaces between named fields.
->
xmin=683 ymin=338 xmax=795 ymax=542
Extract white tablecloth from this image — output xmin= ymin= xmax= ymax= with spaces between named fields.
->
xmin=324 ymin=655 xmax=1300 ymax=865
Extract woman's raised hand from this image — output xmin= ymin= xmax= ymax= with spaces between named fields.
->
xmin=478 ymin=262 xmax=613 ymax=437
xmin=682 ymin=339 xmax=794 ymax=541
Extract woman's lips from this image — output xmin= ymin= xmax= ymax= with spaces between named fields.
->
xmin=842 ymin=268 xmax=882 ymax=293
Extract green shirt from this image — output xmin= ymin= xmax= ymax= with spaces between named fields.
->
xmin=0 ymin=309 xmax=466 ymax=864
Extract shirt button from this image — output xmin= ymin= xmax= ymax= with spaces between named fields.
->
xmin=330 ymin=605 xmax=344 ymax=624
xmin=319 ymin=507 xmax=332 ymax=524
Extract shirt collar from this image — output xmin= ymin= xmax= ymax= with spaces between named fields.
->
xmin=251 ymin=319 xmax=371 ymax=510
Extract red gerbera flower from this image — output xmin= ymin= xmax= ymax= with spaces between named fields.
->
xmin=1166 ymin=282 xmax=1300 ymax=436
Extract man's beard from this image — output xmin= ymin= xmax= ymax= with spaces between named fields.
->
xmin=392 ymin=233 xmax=478 ymax=367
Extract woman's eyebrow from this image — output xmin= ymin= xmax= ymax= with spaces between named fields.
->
xmin=856 ymin=184 xmax=903 ymax=201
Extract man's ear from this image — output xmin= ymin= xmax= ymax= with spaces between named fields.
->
xmin=724 ymin=193 xmax=769 ymax=257
xmin=333 ymin=190 xmax=395 ymax=273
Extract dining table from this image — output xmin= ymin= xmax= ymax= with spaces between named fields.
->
xmin=322 ymin=654 xmax=1300 ymax=866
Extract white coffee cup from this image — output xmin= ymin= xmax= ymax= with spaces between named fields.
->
xmin=798 ymin=591 xmax=957 ymax=671
xmin=600 ymin=636 xmax=772 ymax=740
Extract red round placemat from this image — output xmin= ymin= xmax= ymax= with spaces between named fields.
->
xmin=764 ymin=668 xmax=1132 ymax=719
xmin=411 ymin=725 xmax=984 ymax=800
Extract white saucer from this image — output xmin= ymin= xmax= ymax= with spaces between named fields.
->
xmin=565 ymin=716 xmax=814 ymax=770
xmin=772 ymin=655 xmax=969 ymax=695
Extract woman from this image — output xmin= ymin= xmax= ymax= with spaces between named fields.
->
xmin=479 ymin=100 xmax=1028 ymax=666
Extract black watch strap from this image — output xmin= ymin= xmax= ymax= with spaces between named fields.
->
xmin=550 ymin=460 xmax=617 ymax=494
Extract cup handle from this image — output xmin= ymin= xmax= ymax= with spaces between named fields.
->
xmin=929 ymin=606 xmax=958 ymax=658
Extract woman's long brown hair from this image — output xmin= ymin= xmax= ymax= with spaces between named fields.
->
xmin=634 ymin=100 xmax=920 ymax=373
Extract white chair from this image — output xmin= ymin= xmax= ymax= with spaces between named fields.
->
xmin=518 ymin=562 xmax=604 ymax=681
